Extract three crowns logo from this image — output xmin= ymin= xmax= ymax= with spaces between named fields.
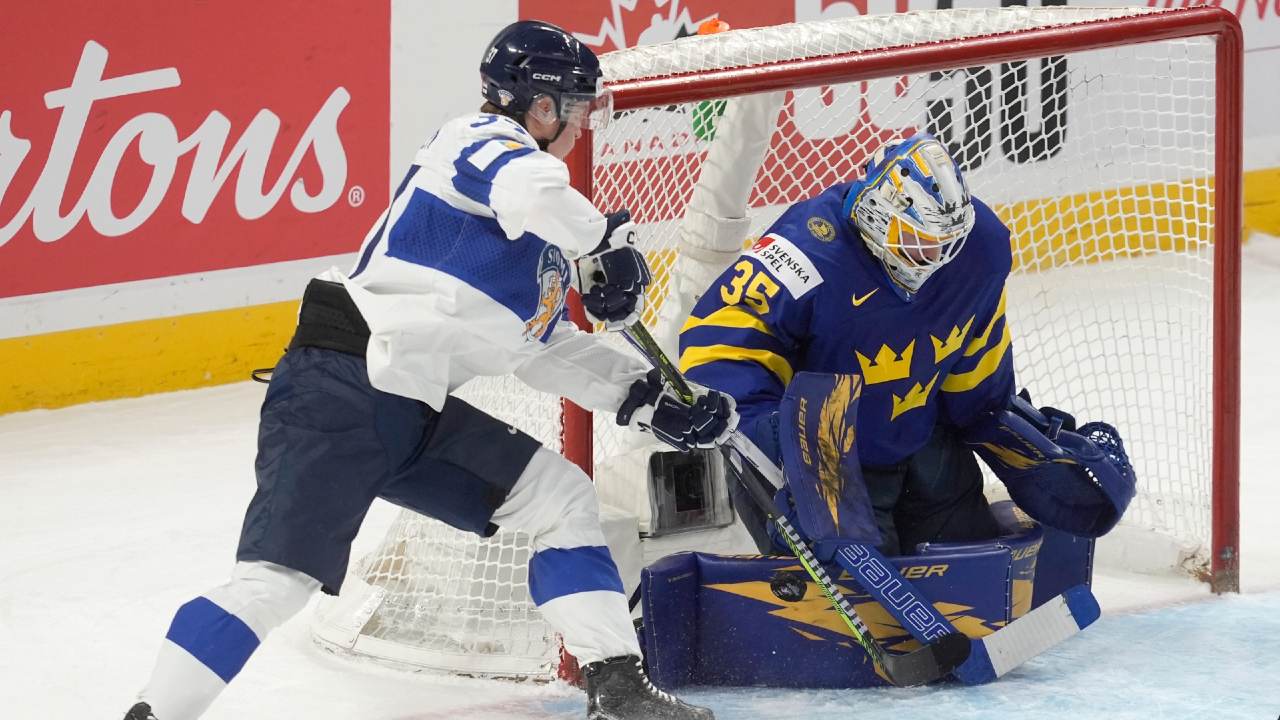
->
xmin=891 ymin=373 xmax=940 ymax=420
xmin=855 ymin=341 xmax=913 ymax=385
xmin=931 ymin=316 xmax=974 ymax=363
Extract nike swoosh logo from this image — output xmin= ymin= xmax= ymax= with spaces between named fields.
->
xmin=852 ymin=289 xmax=878 ymax=306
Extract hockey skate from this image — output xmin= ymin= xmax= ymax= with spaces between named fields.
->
xmin=123 ymin=702 xmax=157 ymax=720
xmin=584 ymin=656 xmax=714 ymax=719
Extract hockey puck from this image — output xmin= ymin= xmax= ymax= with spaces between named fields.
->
xmin=770 ymin=570 xmax=807 ymax=603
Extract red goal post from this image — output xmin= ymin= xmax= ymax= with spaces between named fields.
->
xmin=565 ymin=5 xmax=1243 ymax=593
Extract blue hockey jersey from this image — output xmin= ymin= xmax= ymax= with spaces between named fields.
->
xmin=679 ymin=182 xmax=1015 ymax=467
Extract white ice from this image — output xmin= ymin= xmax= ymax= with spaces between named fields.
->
xmin=4 ymin=237 xmax=1280 ymax=719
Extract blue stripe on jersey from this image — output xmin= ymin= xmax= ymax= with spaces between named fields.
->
xmin=528 ymin=545 xmax=625 ymax=605
xmin=452 ymin=139 xmax=536 ymax=208
xmin=165 ymin=597 xmax=261 ymax=684
xmin=351 ymin=165 xmax=421 ymax=279
xmin=385 ymin=189 xmax=562 ymax=338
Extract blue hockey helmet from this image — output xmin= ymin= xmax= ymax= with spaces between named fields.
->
xmin=480 ymin=20 xmax=613 ymax=131
xmin=842 ymin=133 xmax=975 ymax=293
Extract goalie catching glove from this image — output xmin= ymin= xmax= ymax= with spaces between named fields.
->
xmin=575 ymin=210 xmax=653 ymax=331
xmin=617 ymin=369 xmax=738 ymax=451
xmin=963 ymin=390 xmax=1137 ymax=538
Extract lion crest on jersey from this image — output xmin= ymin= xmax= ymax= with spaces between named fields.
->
xmin=524 ymin=244 xmax=570 ymax=342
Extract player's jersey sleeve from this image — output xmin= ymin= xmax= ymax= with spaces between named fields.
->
xmin=513 ymin=319 xmax=649 ymax=414
xmin=489 ymin=153 xmax=607 ymax=260
xmin=437 ymin=114 xmax=606 ymax=260
xmin=938 ymin=285 xmax=1016 ymax=428
xmin=678 ymin=238 xmax=817 ymax=440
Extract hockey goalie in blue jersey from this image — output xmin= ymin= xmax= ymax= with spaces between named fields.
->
xmin=679 ymin=133 xmax=1137 ymax=558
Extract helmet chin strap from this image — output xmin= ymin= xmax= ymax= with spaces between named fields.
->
xmin=486 ymin=104 xmax=564 ymax=152
xmin=538 ymin=119 xmax=568 ymax=152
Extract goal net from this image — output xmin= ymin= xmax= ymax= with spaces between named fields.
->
xmin=311 ymin=5 xmax=1243 ymax=679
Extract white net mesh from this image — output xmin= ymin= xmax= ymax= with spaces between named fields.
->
xmin=313 ymin=7 xmax=1228 ymax=674
xmin=341 ymin=513 xmax=558 ymax=678
xmin=597 ymin=7 xmax=1156 ymax=82
xmin=311 ymin=379 xmax=568 ymax=680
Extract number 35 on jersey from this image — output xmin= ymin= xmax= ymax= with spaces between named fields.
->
xmin=723 ymin=234 xmax=825 ymax=314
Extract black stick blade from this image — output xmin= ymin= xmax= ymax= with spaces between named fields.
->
xmin=882 ymin=631 xmax=972 ymax=687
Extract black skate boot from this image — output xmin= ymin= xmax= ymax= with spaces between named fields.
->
xmin=123 ymin=702 xmax=157 ymax=720
xmin=584 ymin=655 xmax=714 ymax=719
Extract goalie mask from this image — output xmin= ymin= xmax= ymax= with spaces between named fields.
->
xmin=843 ymin=134 xmax=975 ymax=294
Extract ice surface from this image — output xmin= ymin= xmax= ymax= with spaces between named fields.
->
xmin=4 ymin=236 xmax=1280 ymax=718
xmin=679 ymin=593 xmax=1280 ymax=719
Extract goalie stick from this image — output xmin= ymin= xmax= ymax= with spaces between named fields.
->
xmin=832 ymin=540 xmax=1101 ymax=684
xmin=620 ymin=322 xmax=971 ymax=687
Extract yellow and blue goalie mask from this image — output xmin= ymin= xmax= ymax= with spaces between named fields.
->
xmin=843 ymin=134 xmax=976 ymax=293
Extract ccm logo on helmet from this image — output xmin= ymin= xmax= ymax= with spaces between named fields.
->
xmin=531 ymin=72 xmax=562 ymax=82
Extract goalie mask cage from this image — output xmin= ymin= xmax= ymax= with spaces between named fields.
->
xmin=311 ymin=5 xmax=1243 ymax=681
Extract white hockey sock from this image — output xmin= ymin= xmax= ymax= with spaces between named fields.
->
xmin=537 ymin=588 xmax=641 ymax=665
xmin=491 ymin=448 xmax=641 ymax=665
xmin=137 ymin=561 xmax=318 ymax=720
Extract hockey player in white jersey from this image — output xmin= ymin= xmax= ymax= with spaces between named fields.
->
xmin=123 ymin=20 xmax=733 ymax=720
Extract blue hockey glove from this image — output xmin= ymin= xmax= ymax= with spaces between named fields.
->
xmin=616 ymin=369 xmax=739 ymax=451
xmin=964 ymin=390 xmax=1137 ymax=538
xmin=576 ymin=210 xmax=653 ymax=331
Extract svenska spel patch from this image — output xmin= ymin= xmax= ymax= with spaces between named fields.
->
xmin=746 ymin=234 xmax=824 ymax=298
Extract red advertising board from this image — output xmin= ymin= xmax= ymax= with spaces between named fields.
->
xmin=0 ymin=0 xmax=389 ymax=299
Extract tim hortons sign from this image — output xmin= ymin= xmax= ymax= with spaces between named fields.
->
xmin=0 ymin=1 xmax=389 ymax=300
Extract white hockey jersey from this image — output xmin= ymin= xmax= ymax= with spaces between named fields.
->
xmin=320 ymin=113 xmax=648 ymax=413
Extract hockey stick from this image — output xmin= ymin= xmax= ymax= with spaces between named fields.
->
xmin=620 ymin=322 xmax=970 ymax=687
